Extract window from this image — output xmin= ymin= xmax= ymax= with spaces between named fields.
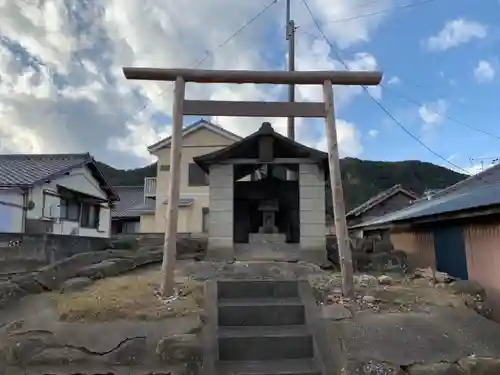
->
xmin=60 ymin=198 xmax=80 ymax=221
xmin=80 ymin=203 xmax=101 ymax=228
xmin=188 ymin=163 xmax=209 ymax=186
xmin=160 ymin=164 xmax=170 ymax=171
xmin=202 ymin=207 xmax=209 ymax=233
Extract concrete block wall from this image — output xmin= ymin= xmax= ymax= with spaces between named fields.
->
xmin=207 ymin=164 xmax=234 ymax=260
xmin=299 ymin=163 xmax=327 ymax=263
xmin=0 ymin=233 xmax=109 ymax=274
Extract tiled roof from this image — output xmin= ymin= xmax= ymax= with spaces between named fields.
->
xmin=0 ymin=153 xmax=118 ymax=201
xmin=351 ymin=182 xmax=500 ymax=229
xmin=346 ymin=184 xmax=418 ymax=218
xmin=147 ymin=119 xmax=242 ymax=152
xmin=0 ymin=153 xmax=91 ymax=186
xmin=112 ymin=186 xmax=144 ymax=218
xmin=194 ymin=122 xmax=328 ymax=174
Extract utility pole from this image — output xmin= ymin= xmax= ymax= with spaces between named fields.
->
xmin=470 ymin=157 xmax=500 ymax=173
xmin=286 ymin=0 xmax=297 ymax=180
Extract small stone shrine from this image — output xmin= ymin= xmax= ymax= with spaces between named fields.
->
xmin=193 ymin=122 xmax=328 ymax=264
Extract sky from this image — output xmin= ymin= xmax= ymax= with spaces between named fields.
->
xmin=0 ymin=0 xmax=499 ymax=174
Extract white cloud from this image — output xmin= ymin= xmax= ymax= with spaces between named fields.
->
xmin=418 ymin=99 xmax=447 ymax=132
xmin=426 ymin=19 xmax=487 ymax=52
xmin=474 ymin=60 xmax=496 ymax=83
xmin=387 ymin=76 xmax=400 ymax=85
xmin=0 ymin=0 xmax=390 ymax=168
xmin=314 ymin=119 xmax=363 ymax=157
xmin=368 ymin=129 xmax=379 ymax=137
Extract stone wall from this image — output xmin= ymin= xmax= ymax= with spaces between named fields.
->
xmin=299 ymin=163 xmax=327 ymax=263
xmin=207 ymin=164 xmax=234 ymax=260
xmin=0 ymin=233 xmax=109 ymax=275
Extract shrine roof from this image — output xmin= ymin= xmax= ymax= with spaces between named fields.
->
xmin=193 ymin=122 xmax=328 ymax=172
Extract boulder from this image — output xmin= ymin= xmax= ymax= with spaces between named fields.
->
xmin=450 ymin=280 xmax=487 ymax=300
xmin=10 ymin=272 xmax=45 ymax=294
xmin=75 ymin=258 xmax=135 ymax=279
xmin=133 ymin=248 xmax=163 ymax=267
xmin=0 ymin=330 xmax=59 ymax=365
xmin=407 ymin=362 xmax=466 ymax=375
xmin=0 ymin=281 xmax=27 ymax=308
xmin=413 ymin=267 xmax=454 ymax=283
xmin=378 ymin=275 xmax=393 ymax=286
xmin=34 ymin=250 xmax=136 ymax=290
xmin=106 ymin=336 xmax=147 ymax=365
xmin=458 ymin=357 xmax=500 ymax=375
xmin=60 ymin=277 xmax=93 ymax=293
xmin=156 ymin=334 xmax=202 ymax=364
xmin=362 ymin=295 xmax=377 ymax=304
xmin=29 ymin=347 xmax=90 ymax=365
xmin=355 ymin=274 xmax=378 ymax=287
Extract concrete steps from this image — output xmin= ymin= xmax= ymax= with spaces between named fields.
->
xmin=217 ymin=359 xmax=319 ymax=375
xmin=214 ymin=279 xmax=321 ymax=375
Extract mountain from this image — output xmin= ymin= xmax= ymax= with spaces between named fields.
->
xmin=97 ymin=158 xmax=467 ymax=210
xmin=337 ymin=158 xmax=466 ymax=210
xmin=96 ymin=161 xmax=156 ymax=187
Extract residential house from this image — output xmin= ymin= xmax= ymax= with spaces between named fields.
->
xmin=330 ymin=184 xmax=418 ymax=236
xmin=0 ymin=153 xmax=118 ymax=237
xmin=351 ymin=163 xmax=500 ymax=319
xmin=346 ymin=184 xmax=419 ymax=227
xmin=111 ymin=186 xmax=144 ymax=234
xmin=136 ymin=119 xmax=242 ymax=233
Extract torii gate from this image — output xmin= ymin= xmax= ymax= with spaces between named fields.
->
xmin=122 ymin=67 xmax=382 ymax=298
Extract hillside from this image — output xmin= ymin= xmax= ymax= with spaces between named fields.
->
xmin=97 ymin=158 xmax=467 ymax=210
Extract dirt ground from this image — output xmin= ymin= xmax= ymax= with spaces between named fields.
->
xmin=50 ymin=266 xmax=204 ymax=322
xmin=1 ymin=261 xmax=500 ymax=374
xmin=310 ymin=271 xmax=473 ymax=314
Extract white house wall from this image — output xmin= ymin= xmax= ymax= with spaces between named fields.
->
xmin=0 ymin=189 xmax=25 ymax=233
xmin=28 ymin=166 xmax=111 ymax=238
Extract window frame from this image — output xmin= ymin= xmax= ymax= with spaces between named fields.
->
xmin=80 ymin=202 xmax=101 ymax=229
xmin=188 ymin=163 xmax=209 ymax=187
xmin=60 ymin=198 xmax=80 ymax=222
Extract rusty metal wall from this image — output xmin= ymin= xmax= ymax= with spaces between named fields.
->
xmin=390 ymin=230 xmax=435 ymax=270
xmin=463 ymin=222 xmax=500 ymax=321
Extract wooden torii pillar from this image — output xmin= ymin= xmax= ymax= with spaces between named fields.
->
xmin=122 ymin=67 xmax=382 ymax=298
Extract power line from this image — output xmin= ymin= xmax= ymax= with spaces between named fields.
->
xmin=194 ymin=0 xmax=280 ymax=68
xmin=301 ymin=0 xmax=474 ymax=176
xmin=304 ymin=0 xmax=445 ymax=27
xmin=123 ymin=0 xmax=280 ymax=128
xmin=382 ymin=85 xmax=500 ymax=140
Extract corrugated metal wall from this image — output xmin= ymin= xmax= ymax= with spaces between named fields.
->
xmin=463 ymin=222 xmax=500 ymax=321
xmin=390 ymin=230 xmax=436 ymax=270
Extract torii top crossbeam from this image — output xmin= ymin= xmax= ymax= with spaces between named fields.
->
xmin=122 ymin=67 xmax=382 ymax=86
